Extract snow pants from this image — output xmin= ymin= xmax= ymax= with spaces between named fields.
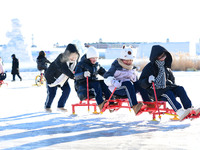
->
xmin=89 ymin=80 xmax=111 ymax=105
xmin=45 ymin=82 xmax=71 ymax=108
xmin=114 ymin=81 xmax=151 ymax=107
xmin=160 ymin=86 xmax=192 ymax=112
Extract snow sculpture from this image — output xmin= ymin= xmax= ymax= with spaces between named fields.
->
xmin=1 ymin=18 xmax=32 ymax=62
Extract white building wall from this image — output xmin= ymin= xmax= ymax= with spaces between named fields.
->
xmin=137 ymin=42 xmax=190 ymax=58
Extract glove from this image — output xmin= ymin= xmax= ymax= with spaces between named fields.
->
xmin=112 ymin=80 xmax=122 ymax=88
xmin=148 ymin=75 xmax=155 ymax=83
xmin=84 ymin=71 xmax=91 ymax=77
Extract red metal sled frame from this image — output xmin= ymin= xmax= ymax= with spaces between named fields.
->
xmin=0 ymin=80 xmax=8 ymax=87
xmin=100 ymin=86 xmax=177 ymax=120
xmin=138 ymin=101 xmax=177 ymax=120
xmin=100 ymin=87 xmax=131 ymax=113
xmin=72 ymin=77 xmax=97 ymax=114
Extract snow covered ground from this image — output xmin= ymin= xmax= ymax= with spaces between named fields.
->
xmin=0 ymin=70 xmax=200 ymax=150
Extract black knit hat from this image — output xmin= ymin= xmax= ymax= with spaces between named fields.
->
xmin=65 ymin=43 xmax=79 ymax=54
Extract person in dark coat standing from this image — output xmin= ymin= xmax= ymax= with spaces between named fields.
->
xmin=36 ymin=50 xmax=51 ymax=72
xmin=11 ymin=54 xmax=22 ymax=81
xmin=74 ymin=46 xmax=111 ymax=111
xmin=139 ymin=45 xmax=200 ymax=120
xmin=44 ymin=43 xmax=79 ymax=112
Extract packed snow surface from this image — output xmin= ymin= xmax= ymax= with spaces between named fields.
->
xmin=0 ymin=71 xmax=200 ymax=150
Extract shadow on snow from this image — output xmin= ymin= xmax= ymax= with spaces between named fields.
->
xmin=0 ymin=112 xmax=190 ymax=150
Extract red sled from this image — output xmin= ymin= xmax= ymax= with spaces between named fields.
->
xmin=0 ymin=80 xmax=8 ymax=87
xmin=100 ymin=82 xmax=178 ymax=121
xmin=72 ymin=77 xmax=98 ymax=114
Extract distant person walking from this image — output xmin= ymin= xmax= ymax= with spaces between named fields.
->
xmin=36 ymin=50 xmax=51 ymax=72
xmin=11 ymin=54 xmax=22 ymax=81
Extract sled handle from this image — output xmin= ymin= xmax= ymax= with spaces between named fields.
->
xmin=152 ymin=82 xmax=161 ymax=119
xmin=86 ymin=76 xmax=89 ymax=111
xmin=108 ymin=87 xmax=117 ymax=101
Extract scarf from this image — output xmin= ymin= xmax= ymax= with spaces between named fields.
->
xmin=117 ymin=59 xmax=133 ymax=70
xmin=154 ymin=60 xmax=166 ymax=89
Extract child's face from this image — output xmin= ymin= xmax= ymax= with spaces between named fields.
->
xmin=157 ymin=53 xmax=166 ymax=61
xmin=69 ymin=53 xmax=78 ymax=62
xmin=89 ymin=57 xmax=98 ymax=64
xmin=122 ymin=59 xmax=133 ymax=65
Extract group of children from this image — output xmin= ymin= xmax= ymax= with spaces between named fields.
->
xmin=38 ymin=43 xmax=199 ymax=121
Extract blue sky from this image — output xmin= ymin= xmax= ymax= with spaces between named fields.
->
xmin=0 ymin=0 xmax=200 ymax=47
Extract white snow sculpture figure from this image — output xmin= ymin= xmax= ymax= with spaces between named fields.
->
xmin=1 ymin=18 xmax=32 ymax=62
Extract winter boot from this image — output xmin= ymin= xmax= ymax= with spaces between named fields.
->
xmin=98 ymin=100 xmax=107 ymax=111
xmin=57 ymin=107 xmax=68 ymax=112
xmin=195 ymin=108 xmax=200 ymax=115
xmin=176 ymin=108 xmax=191 ymax=121
xmin=132 ymin=103 xmax=144 ymax=115
xmin=45 ymin=108 xmax=52 ymax=113
xmin=146 ymin=103 xmax=155 ymax=108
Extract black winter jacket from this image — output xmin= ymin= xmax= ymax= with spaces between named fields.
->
xmin=11 ymin=57 xmax=19 ymax=75
xmin=139 ymin=45 xmax=178 ymax=98
xmin=36 ymin=55 xmax=51 ymax=71
xmin=45 ymin=53 xmax=75 ymax=85
xmin=74 ymin=54 xmax=106 ymax=100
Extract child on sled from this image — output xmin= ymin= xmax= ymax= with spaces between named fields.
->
xmin=74 ymin=46 xmax=111 ymax=111
xmin=139 ymin=45 xmax=200 ymax=120
xmin=104 ymin=46 xmax=151 ymax=115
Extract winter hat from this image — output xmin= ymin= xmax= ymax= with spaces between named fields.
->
xmin=64 ymin=44 xmax=79 ymax=55
xmin=119 ymin=46 xmax=135 ymax=60
xmin=86 ymin=46 xmax=99 ymax=59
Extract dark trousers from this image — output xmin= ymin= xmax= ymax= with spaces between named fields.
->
xmin=161 ymin=86 xmax=192 ymax=112
xmin=134 ymin=81 xmax=152 ymax=102
xmin=13 ymin=73 xmax=22 ymax=81
xmin=114 ymin=81 xmax=151 ymax=107
xmin=89 ymin=80 xmax=111 ymax=105
xmin=45 ymin=82 xmax=71 ymax=108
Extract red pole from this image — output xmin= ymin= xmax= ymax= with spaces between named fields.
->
xmin=87 ymin=76 xmax=89 ymax=111
xmin=108 ymin=87 xmax=117 ymax=101
xmin=152 ymin=82 xmax=161 ymax=119
xmin=101 ymin=87 xmax=116 ymax=113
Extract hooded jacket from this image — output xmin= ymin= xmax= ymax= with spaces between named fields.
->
xmin=139 ymin=45 xmax=177 ymax=98
xmin=36 ymin=55 xmax=51 ymax=71
xmin=45 ymin=44 xmax=79 ymax=86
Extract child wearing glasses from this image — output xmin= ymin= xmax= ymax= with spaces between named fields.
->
xmin=139 ymin=45 xmax=200 ymax=120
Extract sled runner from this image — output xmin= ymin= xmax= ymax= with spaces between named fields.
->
xmin=72 ymin=77 xmax=98 ymax=114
